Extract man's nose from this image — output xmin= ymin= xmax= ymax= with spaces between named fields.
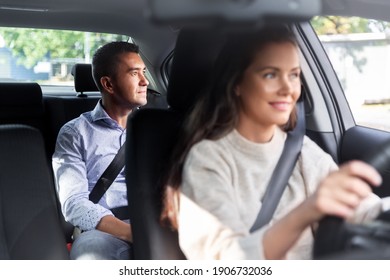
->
xmin=140 ymin=73 xmax=149 ymax=86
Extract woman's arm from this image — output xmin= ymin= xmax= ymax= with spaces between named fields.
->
xmin=263 ymin=160 xmax=382 ymax=259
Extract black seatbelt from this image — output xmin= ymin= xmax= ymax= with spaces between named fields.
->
xmin=89 ymin=142 xmax=128 ymax=220
xmin=250 ymin=100 xmax=305 ymax=232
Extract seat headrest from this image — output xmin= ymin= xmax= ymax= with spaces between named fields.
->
xmin=0 ymin=82 xmax=42 ymax=106
xmin=0 ymin=83 xmax=43 ymax=118
xmin=71 ymin=63 xmax=98 ymax=93
xmin=167 ymin=29 xmax=225 ymax=112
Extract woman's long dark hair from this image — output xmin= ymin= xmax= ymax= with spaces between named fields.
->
xmin=161 ymin=24 xmax=299 ymax=229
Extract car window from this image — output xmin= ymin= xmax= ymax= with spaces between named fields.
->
xmin=0 ymin=27 xmax=130 ymax=88
xmin=311 ymin=16 xmax=390 ymax=131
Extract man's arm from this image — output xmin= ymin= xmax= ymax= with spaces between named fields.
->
xmin=97 ymin=216 xmax=132 ymax=242
xmin=53 ymin=124 xmax=112 ymax=231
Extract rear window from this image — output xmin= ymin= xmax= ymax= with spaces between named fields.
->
xmin=0 ymin=27 xmax=130 ymax=86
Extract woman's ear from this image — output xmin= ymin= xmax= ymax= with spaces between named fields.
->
xmin=234 ymin=85 xmax=241 ymax=97
xmin=100 ymin=76 xmax=114 ymax=95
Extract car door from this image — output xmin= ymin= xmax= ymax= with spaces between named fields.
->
xmin=296 ymin=18 xmax=390 ymax=198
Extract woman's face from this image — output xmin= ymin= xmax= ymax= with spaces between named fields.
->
xmin=235 ymin=42 xmax=301 ymax=135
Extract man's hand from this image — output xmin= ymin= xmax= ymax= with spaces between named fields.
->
xmin=96 ymin=215 xmax=132 ymax=242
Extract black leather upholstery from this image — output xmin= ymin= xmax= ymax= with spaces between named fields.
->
xmin=167 ymin=30 xmax=225 ymax=112
xmin=126 ymin=29 xmax=225 ymax=259
xmin=71 ymin=63 xmax=98 ymax=94
xmin=0 ymin=125 xmax=69 ymax=259
xmin=126 ymin=109 xmax=185 ymax=259
xmin=0 ymin=82 xmax=45 ymax=134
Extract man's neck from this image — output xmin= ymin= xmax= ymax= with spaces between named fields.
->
xmin=101 ymin=100 xmax=132 ymax=129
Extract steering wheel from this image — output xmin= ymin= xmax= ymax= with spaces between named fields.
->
xmin=313 ymin=138 xmax=390 ymax=259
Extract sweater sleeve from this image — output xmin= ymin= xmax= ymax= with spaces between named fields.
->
xmin=178 ymin=141 xmax=267 ymax=259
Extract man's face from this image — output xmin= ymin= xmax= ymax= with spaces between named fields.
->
xmin=109 ymin=52 xmax=149 ymax=109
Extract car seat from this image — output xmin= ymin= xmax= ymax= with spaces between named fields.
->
xmin=0 ymin=82 xmax=50 ymax=153
xmin=125 ymin=28 xmax=225 ymax=259
xmin=0 ymin=124 xmax=69 ymax=259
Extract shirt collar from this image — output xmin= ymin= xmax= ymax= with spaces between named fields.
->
xmin=90 ymin=100 xmax=125 ymax=131
xmin=91 ymin=99 xmax=111 ymax=122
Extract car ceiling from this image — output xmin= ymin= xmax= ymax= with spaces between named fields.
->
xmin=1 ymin=0 xmax=390 ymax=69
xmin=323 ymin=0 xmax=390 ymax=22
xmin=0 ymin=0 xmax=178 ymax=69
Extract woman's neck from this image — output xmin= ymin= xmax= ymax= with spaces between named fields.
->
xmin=235 ymin=119 xmax=276 ymax=143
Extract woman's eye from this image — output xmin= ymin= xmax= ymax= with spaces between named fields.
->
xmin=263 ymin=72 xmax=275 ymax=79
xmin=290 ymin=72 xmax=300 ymax=79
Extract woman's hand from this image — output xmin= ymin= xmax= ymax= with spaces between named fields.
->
xmin=263 ymin=160 xmax=382 ymax=259
xmin=307 ymin=160 xmax=382 ymax=221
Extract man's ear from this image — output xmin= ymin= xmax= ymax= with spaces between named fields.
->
xmin=100 ymin=76 xmax=114 ymax=95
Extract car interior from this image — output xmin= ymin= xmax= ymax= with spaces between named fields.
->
xmin=2 ymin=0 xmax=390 ymax=260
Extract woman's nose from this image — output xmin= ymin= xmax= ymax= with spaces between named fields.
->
xmin=278 ymin=76 xmax=294 ymax=95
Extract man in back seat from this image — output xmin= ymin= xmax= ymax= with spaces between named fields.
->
xmin=52 ymin=41 xmax=149 ymax=259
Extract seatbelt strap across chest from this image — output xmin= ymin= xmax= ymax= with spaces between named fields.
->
xmin=250 ymin=100 xmax=306 ymax=233
xmin=89 ymin=142 xmax=128 ymax=219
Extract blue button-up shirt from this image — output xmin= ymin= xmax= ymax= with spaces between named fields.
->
xmin=52 ymin=100 xmax=127 ymax=231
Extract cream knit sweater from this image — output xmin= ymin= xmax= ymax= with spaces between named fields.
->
xmin=178 ymin=128 xmax=383 ymax=259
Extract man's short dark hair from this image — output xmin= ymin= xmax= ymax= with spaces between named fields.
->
xmin=92 ymin=41 xmax=140 ymax=91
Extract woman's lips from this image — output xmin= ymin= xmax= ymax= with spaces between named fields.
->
xmin=269 ymin=102 xmax=291 ymax=111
